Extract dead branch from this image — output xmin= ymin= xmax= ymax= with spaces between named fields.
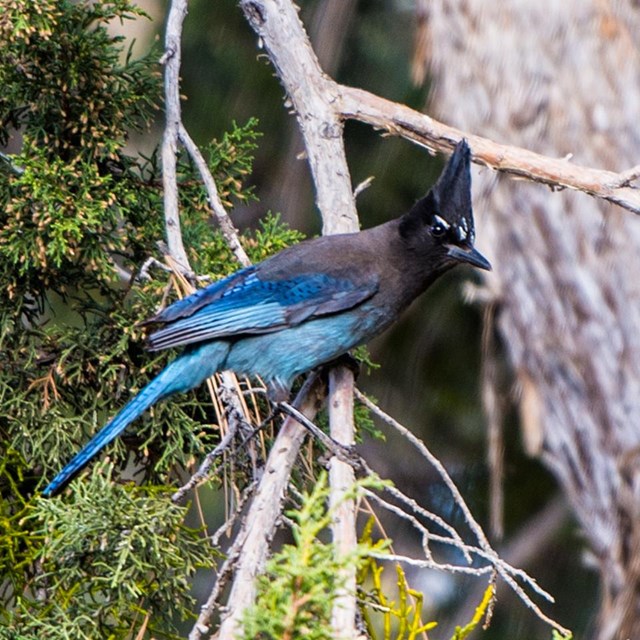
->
xmin=336 ymin=85 xmax=640 ymax=215
xmin=160 ymin=0 xmax=191 ymax=274
xmin=328 ymin=367 xmax=359 ymax=638
xmin=240 ymin=2 xmax=362 ymax=635
xmin=239 ymin=0 xmax=359 ymax=235
xmin=178 ymin=124 xmax=251 ymax=268
xmin=208 ymin=373 xmax=327 ymax=640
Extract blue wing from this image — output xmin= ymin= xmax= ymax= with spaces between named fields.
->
xmin=146 ymin=266 xmax=379 ymax=351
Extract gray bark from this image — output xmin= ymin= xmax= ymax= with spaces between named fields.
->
xmin=425 ymin=3 xmax=640 ymax=638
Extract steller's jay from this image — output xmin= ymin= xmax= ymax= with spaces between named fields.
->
xmin=42 ymin=140 xmax=490 ymax=496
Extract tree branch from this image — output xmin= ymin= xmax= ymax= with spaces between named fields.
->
xmin=160 ymin=0 xmax=192 ymax=273
xmin=209 ymin=373 xmax=327 ymax=640
xmin=328 ymin=367 xmax=358 ymax=639
xmin=337 ymin=85 xmax=640 ymax=215
xmin=240 ymin=3 xmax=361 ymax=637
xmin=239 ymin=0 xmax=358 ymax=234
xmin=178 ymin=124 xmax=251 ymax=268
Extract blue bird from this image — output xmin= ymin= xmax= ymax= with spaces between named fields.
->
xmin=42 ymin=140 xmax=490 ymax=496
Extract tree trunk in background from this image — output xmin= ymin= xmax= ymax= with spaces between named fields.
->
xmin=424 ymin=3 xmax=640 ymax=639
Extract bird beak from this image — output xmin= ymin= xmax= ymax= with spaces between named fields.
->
xmin=446 ymin=245 xmax=492 ymax=271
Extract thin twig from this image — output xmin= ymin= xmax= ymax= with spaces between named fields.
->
xmin=369 ymin=551 xmax=494 ymax=576
xmin=279 ymin=401 xmax=358 ymax=467
xmin=354 ymin=390 xmax=567 ymax=622
xmin=138 ymin=256 xmax=174 ymax=281
xmin=354 ymin=389 xmax=494 ymax=554
xmin=210 ymin=479 xmax=259 ymax=548
xmin=171 ymin=411 xmax=241 ymax=504
xmin=353 ymin=176 xmax=374 ymax=199
xmin=364 ymin=489 xmax=467 ymax=563
xmin=607 ymin=164 xmax=640 ymax=188
xmin=366 ymin=488 xmax=555 ymax=602
xmin=178 ymin=124 xmax=251 ymax=268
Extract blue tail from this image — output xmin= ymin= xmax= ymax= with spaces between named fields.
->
xmin=42 ymin=342 xmax=230 ymax=497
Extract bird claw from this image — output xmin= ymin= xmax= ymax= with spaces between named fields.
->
xmin=266 ymin=380 xmax=292 ymax=403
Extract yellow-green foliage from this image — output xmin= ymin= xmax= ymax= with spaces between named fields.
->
xmin=450 ymin=584 xmax=494 ymax=640
xmin=358 ymin=519 xmax=437 ymax=640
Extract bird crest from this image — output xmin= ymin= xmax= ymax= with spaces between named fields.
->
xmin=400 ymin=139 xmax=475 ymax=246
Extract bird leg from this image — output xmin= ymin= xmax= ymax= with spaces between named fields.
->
xmin=278 ymin=401 xmax=362 ymax=471
xmin=323 ymin=352 xmax=361 ymax=380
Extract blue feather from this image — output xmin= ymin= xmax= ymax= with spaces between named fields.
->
xmin=42 ymin=342 xmax=230 ymax=497
xmin=146 ymin=272 xmax=378 ymax=350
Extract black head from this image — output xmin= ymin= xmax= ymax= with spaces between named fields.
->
xmin=399 ymin=140 xmax=491 ymax=272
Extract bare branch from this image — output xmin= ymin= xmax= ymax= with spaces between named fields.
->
xmin=354 ymin=389 xmax=572 ymax=634
xmin=205 ymin=373 xmax=327 ymax=640
xmin=240 ymin=3 xmax=361 ymax=636
xmin=160 ymin=0 xmax=191 ymax=273
xmin=328 ymin=367 xmax=358 ymax=638
xmin=337 ymin=85 xmax=640 ymax=216
xmin=178 ymin=124 xmax=251 ymax=268
xmin=239 ymin=0 xmax=359 ymax=235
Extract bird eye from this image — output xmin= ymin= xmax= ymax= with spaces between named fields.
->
xmin=430 ymin=221 xmax=447 ymax=238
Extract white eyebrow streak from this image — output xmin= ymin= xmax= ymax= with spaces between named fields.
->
xmin=457 ymin=224 xmax=468 ymax=240
xmin=434 ymin=215 xmax=450 ymax=229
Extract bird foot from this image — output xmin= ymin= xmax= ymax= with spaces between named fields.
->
xmin=266 ymin=380 xmax=292 ymax=404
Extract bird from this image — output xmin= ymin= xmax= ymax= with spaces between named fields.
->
xmin=42 ymin=140 xmax=491 ymax=497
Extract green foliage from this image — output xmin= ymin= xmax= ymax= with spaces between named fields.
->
xmin=242 ymin=473 xmax=388 ymax=640
xmin=0 ymin=0 xmax=163 ymax=315
xmin=1 ymin=151 xmax=130 ymax=291
xmin=0 ymin=0 xmax=160 ymax=157
xmin=5 ymin=465 xmax=214 ymax=638
xmin=0 ymin=1 xmax=306 ymax=636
